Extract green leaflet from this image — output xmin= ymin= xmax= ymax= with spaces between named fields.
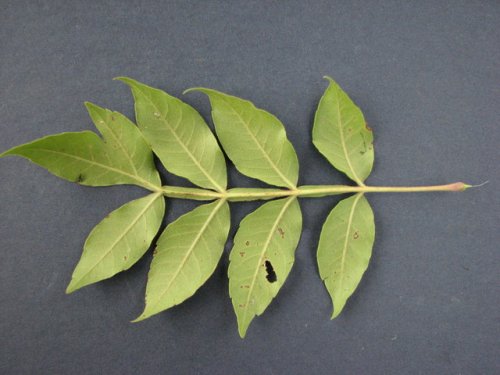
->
xmin=66 ymin=192 xmax=165 ymax=293
xmin=317 ymin=193 xmax=375 ymax=318
xmin=135 ymin=199 xmax=230 ymax=321
xmin=187 ymin=88 xmax=299 ymax=189
xmin=313 ymin=77 xmax=374 ymax=185
xmin=228 ymin=197 xmax=302 ymax=337
xmin=117 ymin=77 xmax=227 ymax=192
xmin=85 ymin=102 xmax=161 ymax=186
xmin=0 ymin=103 xmax=160 ymax=189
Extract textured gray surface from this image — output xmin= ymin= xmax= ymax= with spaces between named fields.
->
xmin=1 ymin=1 xmax=499 ymax=374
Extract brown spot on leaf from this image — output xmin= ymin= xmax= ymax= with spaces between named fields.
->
xmin=239 ymin=251 xmax=245 ymax=257
xmin=123 ymin=256 xmax=127 ymax=261
xmin=365 ymin=122 xmax=372 ymax=131
xmin=75 ymin=174 xmax=85 ymax=183
xmin=353 ymin=231 xmax=359 ymax=240
xmin=111 ymin=114 xmax=116 ymax=121
xmin=245 ymin=241 xmax=250 ymax=246
xmin=239 ymin=304 xmax=246 ymax=308
xmin=277 ymin=227 xmax=285 ymax=238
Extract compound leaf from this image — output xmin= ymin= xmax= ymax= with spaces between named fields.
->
xmin=66 ymin=192 xmax=165 ymax=293
xmin=117 ymin=77 xmax=227 ymax=192
xmin=313 ymin=77 xmax=374 ymax=185
xmin=228 ymin=197 xmax=302 ymax=337
xmin=188 ymin=88 xmax=299 ymax=189
xmin=317 ymin=193 xmax=375 ymax=318
xmin=135 ymin=199 xmax=230 ymax=321
xmin=0 ymin=104 xmax=160 ymax=189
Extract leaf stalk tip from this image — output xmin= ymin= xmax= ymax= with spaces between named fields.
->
xmin=463 ymin=180 xmax=489 ymax=190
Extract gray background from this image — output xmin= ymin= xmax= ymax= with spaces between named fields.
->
xmin=1 ymin=1 xmax=499 ymax=374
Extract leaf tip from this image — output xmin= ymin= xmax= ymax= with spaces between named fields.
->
xmin=113 ymin=76 xmax=137 ymax=88
xmin=65 ymin=281 xmax=78 ymax=294
xmin=0 ymin=144 xmax=20 ymax=158
xmin=84 ymin=101 xmax=97 ymax=110
xmin=330 ymin=296 xmax=346 ymax=319
xmin=235 ymin=314 xmax=253 ymax=338
xmin=330 ymin=309 xmax=341 ymax=320
xmin=182 ymin=87 xmax=204 ymax=95
xmin=322 ymin=75 xmax=335 ymax=84
xmin=237 ymin=324 xmax=248 ymax=338
xmin=131 ymin=307 xmax=153 ymax=323
xmin=131 ymin=314 xmax=147 ymax=323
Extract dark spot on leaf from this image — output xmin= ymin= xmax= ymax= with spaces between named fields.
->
xmin=245 ymin=241 xmax=250 ymax=246
xmin=365 ymin=122 xmax=372 ymax=131
xmin=239 ymin=251 xmax=245 ymax=257
xmin=75 ymin=174 xmax=85 ymax=183
xmin=111 ymin=114 xmax=116 ymax=121
xmin=239 ymin=304 xmax=245 ymax=308
xmin=277 ymin=227 xmax=285 ymax=238
xmin=353 ymin=231 xmax=359 ymax=239
xmin=123 ymin=256 xmax=127 ymax=260
xmin=244 ymin=285 xmax=250 ymax=288
xmin=264 ymin=260 xmax=277 ymax=283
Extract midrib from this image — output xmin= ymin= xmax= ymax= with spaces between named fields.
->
xmin=241 ymin=197 xmax=294 ymax=326
xmin=145 ymin=199 xmax=226 ymax=314
xmin=33 ymin=148 xmax=157 ymax=190
xmin=335 ymin=96 xmax=364 ymax=186
xmin=223 ymin=99 xmax=296 ymax=189
xmin=72 ymin=192 xmax=161 ymax=287
xmin=138 ymin=90 xmax=224 ymax=193
xmin=338 ymin=193 xmax=363 ymax=292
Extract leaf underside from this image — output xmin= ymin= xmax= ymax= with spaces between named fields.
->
xmin=136 ymin=199 xmax=230 ymax=321
xmin=189 ymin=88 xmax=299 ymax=189
xmin=0 ymin=75 xmax=383 ymax=338
xmin=0 ymin=103 xmax=160 ymax=189
xmin=228 ymin=197 xmax=302 ymax=337
xmin=117 ymin=77 xmax=227 ymax=192
xmin=317 ymin=193 xmax=375 ymax=318
xmin=313 ymin=76 xmax=374 ymax=185
xmin=67 ymin=192 xmax=165 ymax=293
